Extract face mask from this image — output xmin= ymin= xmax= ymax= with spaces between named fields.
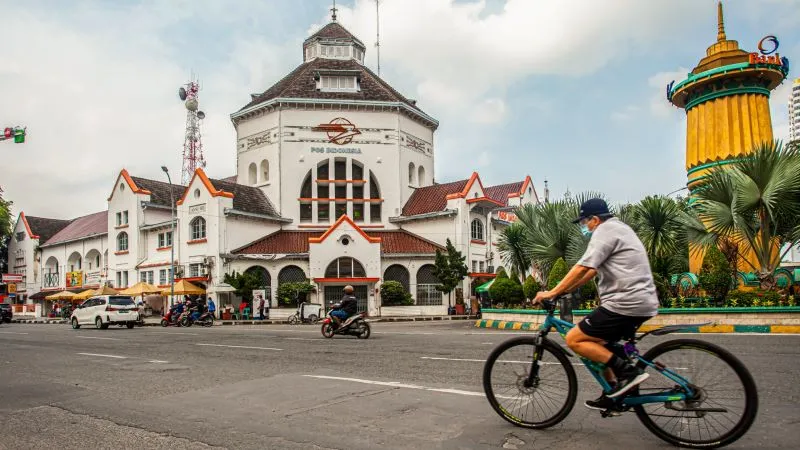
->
xmin=580 ymin=224 xmax=592 ymax=237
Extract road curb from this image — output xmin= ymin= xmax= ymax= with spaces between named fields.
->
xmin=474 ymin=319 xmax=800 ymax=334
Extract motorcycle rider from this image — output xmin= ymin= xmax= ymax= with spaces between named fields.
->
xmin=330 ymin=285 xmax=358 ymax=327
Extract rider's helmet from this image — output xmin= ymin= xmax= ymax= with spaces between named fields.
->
xmin=343 ymin=285 xmax=354 ymax=294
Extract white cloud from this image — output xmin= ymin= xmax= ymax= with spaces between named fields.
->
xmin=647 ymin=67 xmax=691 ymax=118
xmin=469 ymin=98 xmax=508 ymax=124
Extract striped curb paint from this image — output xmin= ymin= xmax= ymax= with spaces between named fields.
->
xmin=475 ymin=320 xmax=800 ymax=334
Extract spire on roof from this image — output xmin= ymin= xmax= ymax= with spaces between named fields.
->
xmin=716 ymin=1 xmax=726 ymax=42
xmin=331 ymin=0 xmax=338 ymax=22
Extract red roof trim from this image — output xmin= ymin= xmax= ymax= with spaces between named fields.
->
xmin=469 ymin=273 xmax=497 ymax=278
xmin=313 ymin=277 xmax=380 ymax=283
xmin=108 ymin=169 xmax=153 ymax=201
xmin=508 ymin=176 xmax=532 ymax=198
xmin=309 ymin=215 xmax=381 ymax=244
xmin=19 ymin=212 xmax=39 ymax=239
xmin=446 ymin=172 xmax=484 ymax=200
xmin=466 ymin=197 xmax=505 ymax=207
xmin=177 ymin=168 xmax=234 ymax=206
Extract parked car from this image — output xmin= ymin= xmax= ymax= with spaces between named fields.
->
xmin=0 ymin=303 xmax=12 ymax=323
xmin=71 ymin=295 xmax=139 ymax=329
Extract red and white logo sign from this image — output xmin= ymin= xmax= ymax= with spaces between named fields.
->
xmin=497 ymin=211 xmax=518 ymax=223
xmin=2 ymin=273 xmax=23 ymax=282
xmin=312 ymin=118 xmax=361 ymax=145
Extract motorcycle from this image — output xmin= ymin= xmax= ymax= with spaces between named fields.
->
xmin=320 ymin=308 xmax=370 ymax=339
xmin=180 ymin=308 xmax=214 ymax=327
xmin=160 ymin=308 xmax=183 ymax=327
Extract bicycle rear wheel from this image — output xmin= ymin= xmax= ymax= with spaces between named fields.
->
xmin=483 ymin=336 xmax=577 ymax=429
xmin=633 ymin=339 xmax=758 ymax=448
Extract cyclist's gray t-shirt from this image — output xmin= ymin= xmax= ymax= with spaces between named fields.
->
xmin=577 ymin=218 xmax=659 ymax=317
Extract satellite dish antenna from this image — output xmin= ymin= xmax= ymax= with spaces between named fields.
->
xmin=197 ymin=111 xmax=206 ymax=120
xmin=185 ymin=98 xmax=198 ymax=111
xmin=178 ymin=87 xmax=187 ymax=101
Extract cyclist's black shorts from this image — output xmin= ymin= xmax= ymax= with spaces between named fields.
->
xmin=577 ymin=306 xmax=652 ymax=342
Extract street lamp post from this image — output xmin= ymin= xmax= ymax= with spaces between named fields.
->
xmin=161 ymin=166 xmax=176 ymax=308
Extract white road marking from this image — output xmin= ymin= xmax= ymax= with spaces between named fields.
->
xmin=147 ymin=332 xmax=199 ymax=336
xmin=76 ymin=336 xmax=122 ymax=341
xmin=196 ymin=343 xmax=283 ymax=351
xmin=286 ymin=337 xmax=319 ymax=341
xmin=148 ymin=360 xmax=169 ymax=364
xmin=303 ymin=375 xmax=485 ymax=397
xmin=76 ymin=352 xmax=127 ymax=359
xmin=420 ymin=356 xmax=584 ymax=366
xmin=481 ymin=342 xmax=494 ymax=345
xmin=0 ymin=331 xmax=29 ymax=335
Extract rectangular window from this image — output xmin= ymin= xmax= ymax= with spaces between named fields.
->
xmin=189 ymin=263 xmax=202 ymax=278
xmin=318 ymin=202 xmax=330 ymax=222
xmin=416 ymin=284 xmax=442 ymax=306
xmin=320 ymin=76 xmax=357 ymax=92
xmin=122 ymin=271 xmax=128 ymax=288
xmin=335 ymin=202 xmax=347 ymax=219
xmin=140 ymin=271 xmax=147 ymax=283
xmin=15 ymin=232 xmax=24 ymax=242
xmin=116 ymin=212 xmax=121 ymax=226
xmin=334 ymin=160 xmax=346 ymax=179
xmin=166 ymin=232 xmax=173 ymax=246
xmin=334 ymin=46 xmax=343 ymax=57
xmin=351 ymin=163 xmax=363 ymax=180
xmin=300 ymin=204 xmax=312 ymax=222
xmin=352 ymin=185 xmax=364 ymax=199
xmin=116 ymin=272 xmax=121 ymax=288
xmin=318 ymin=184 xmax=330 ymax=199
xmin=370 ymin=204 xmax=381 ymax=223
xmin=479 ymin=261 xmax=485 ymax=273
xmin=335 ymin=184 xmax=347 ymax=199
xmin=472 ymin=261 xmax=477 ymax=272
xmin=158 ymin=233 xmax=165 ymax=248
xmin=159 ymin=269 xmax=167 ymax=286
xmin=123 ymin=210 xmax=128 ymax=225
xmin=353 ymin=203 xmax=365 ymax=222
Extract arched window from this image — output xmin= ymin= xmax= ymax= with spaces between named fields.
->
xmin=190 ymin=217 xmax=206 ymax=240
xmin=278 ymin=265 xmax=306 ymax=286
xmin=325 ymin=257 xmax=366 ymax=278
xmin=248 ymin=163 xmax=257 ymax=185
xmin=244 ymin=266 xmax=271 ymax=299
xmin=384 ymin=265 xmax=410 ymax=292
xmin=418 ymin=166 xmax=426 ymax=186
xmin=408 ymin=162 xmax=416 ymax=185
xmin=416 ymin=264 xmax=442 ymax=306
xmin=471 ymin=219 xmax=484 ymax=241
xmin=369 ymin=171 xmax=381 ymax=223
xmin=68 ymin=251 xmax=82 ymax=271
xmin=117 ymin=232 xmax=128 ymax=251
xmin=300 ymin=170 xmax=312 ymax=198
xmin=260 ymin=160 xmax=269 ymax=182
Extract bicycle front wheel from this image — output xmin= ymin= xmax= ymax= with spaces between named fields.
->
xmin=483 ymin=336 xmax=577 ymax=429
xmin=634 ymin=339 xmax=758 ymax=449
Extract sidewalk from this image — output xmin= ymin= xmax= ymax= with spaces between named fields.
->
xmin=9 ymin=315 xmax=477 ymax=326
xmin=474 ymin=319 xmax=800 ymax=334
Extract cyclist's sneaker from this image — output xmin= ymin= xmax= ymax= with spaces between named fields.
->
xmin=584 ymin=394 xmax=615 ymax=411
xmin=607 ymin=365 xmax=649 ymax=398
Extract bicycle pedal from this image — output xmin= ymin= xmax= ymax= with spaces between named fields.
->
xmin=600 ymin=409 xmax=622 ymax=418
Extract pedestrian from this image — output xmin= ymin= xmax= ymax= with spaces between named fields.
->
xmin=207 ymin=296 xmax=216 ymax=318
xmin=258 ymin=295 xmax=265 ymax=320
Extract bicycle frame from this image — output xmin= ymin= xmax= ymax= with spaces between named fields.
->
xmin=537 ymin=310 xmax=695 ymax=406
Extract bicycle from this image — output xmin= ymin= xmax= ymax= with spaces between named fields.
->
xmin=482 ymin=297 xmax=758 ymax=448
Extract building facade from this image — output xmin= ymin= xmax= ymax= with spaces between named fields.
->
xmin=5 ymin=17 xmax=539 ymax=317
xmin=789 ymin=78 xmax=800 ymax=144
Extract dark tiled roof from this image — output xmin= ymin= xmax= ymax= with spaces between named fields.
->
xmin=24 ymin=216 xmax=71 ymax=243
xmin=130 ymin=176 xmax=184 ymax=207
xmin=239 ymin=58 xmax=426 ymax=116
xmin=401 ymin=179 xmax=469 ymax=216
xmin=43 ymin=211 xmax=108 ymax=246
xmin=221 ymin=175 xmax=237 ymax=183
xmin=304 ymin=22 xmax=365 ymax=47
xmin=484 ymin=181 xmax=524 ymax=206
xmin=208 ymin=179 xmax=281 ymax=217
xmin=233 ymin=229 xmax=443 ymax=255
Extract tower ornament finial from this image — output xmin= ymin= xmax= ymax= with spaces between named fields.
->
xmin=717 ymin=1 xmax=727 ymax=42
xmin=331 ymin=0 xmax=338 ymax=22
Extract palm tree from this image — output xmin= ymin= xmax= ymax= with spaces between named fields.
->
xmin=496 ymin=222 xmax=529 ymax=283
xmin=689 ymin=140 xmax=800 ymax=289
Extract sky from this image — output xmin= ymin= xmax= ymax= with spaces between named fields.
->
xmin=1 ymin=0 xmax=798 ymax=219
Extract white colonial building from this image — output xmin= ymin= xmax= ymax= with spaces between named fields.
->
xmin=6 ymin=17 xmax=540 ymax=318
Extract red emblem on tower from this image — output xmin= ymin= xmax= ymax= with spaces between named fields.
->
xmin=312 ymin=118 xmax=361 ymax=145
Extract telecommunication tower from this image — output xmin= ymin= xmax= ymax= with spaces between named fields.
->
xmin=178 ymin=79 xmax=206 ymax=185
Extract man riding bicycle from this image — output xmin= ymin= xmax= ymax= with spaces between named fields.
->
xmin=534 ymin=198 xmax=659 ymax=410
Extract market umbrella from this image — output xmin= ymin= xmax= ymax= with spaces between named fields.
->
xmin=45 ymin=290 xmax=76 ymax=300
xmin=161 ymin=279 xmax=205 ymax=296
xmin=119 ymin=281 xmax=161 ymax=296
xmin=475 ymin=279 xmax=495 ymax=293
xmin=72 ymin=289 xmax=97 ymax=301
xmin=93 ymin=285 xmax=119 ymax=296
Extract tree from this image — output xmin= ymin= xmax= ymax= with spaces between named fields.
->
xmin=380 ymin=281 xmax=413 ymax=306
xmin=547 ymin=258 xmax=569 ymax=290
xmin=489 ymin=277 xmax=524 ymax=306
xmin=523 ymin=275 xmax=540 ymax=300
xmin=276 ymin=282 xmax=315 ymax=307
xmin=0 ymin=193 xmax=12 ymax=275
xmin=223 ymin=270 xmax=262 ymax=303
xmin=497 ymin=223 xmax=528 ymax=283
xmin=699 ymin=246 xmax=732 ymax=305
xmin=495 ymin=267 xmax=509 ymax=280
xmin=509 ymin=267 xmax=522 ymax=285
xmin=432 ymin=238 xmax=469 ymax=307
xmin=688 ymin=140 xmax=800 ymax=289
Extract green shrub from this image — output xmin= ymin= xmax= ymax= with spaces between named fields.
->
xmin=523 ymin=276 xmax=540 ymax=300
xmin=495 ymin=267 xmax=509 ymax=280
xmin=580 ymin=281 xmax=597 ymax=300
xmin=380 ymin=281 xmax=413 ymax=306
xmin=698 ymin=246 xmax=732 ymax=305
xmin=547 ymin=258 xmax=569 ymax=290
xmin=489 ymin=277 xmax=524 ymax=307
xmin=277 ymin=282 xmax=315 ymax=307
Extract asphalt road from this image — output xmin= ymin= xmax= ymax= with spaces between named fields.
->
xmin=0 ymin=321 xmax=797 ymax=449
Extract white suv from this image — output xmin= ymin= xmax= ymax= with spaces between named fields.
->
xmin=71 ymin=295 xmax=140 ymax=329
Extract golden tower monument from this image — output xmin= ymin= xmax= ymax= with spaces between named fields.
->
xmin=667 ymin=1 xmax=789 ymax=273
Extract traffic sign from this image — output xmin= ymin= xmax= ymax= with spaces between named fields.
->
xmin=2 ymin=274 xmax=23 ymax=282
xmin=8 ymin=284 xmax=16 ymax=293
